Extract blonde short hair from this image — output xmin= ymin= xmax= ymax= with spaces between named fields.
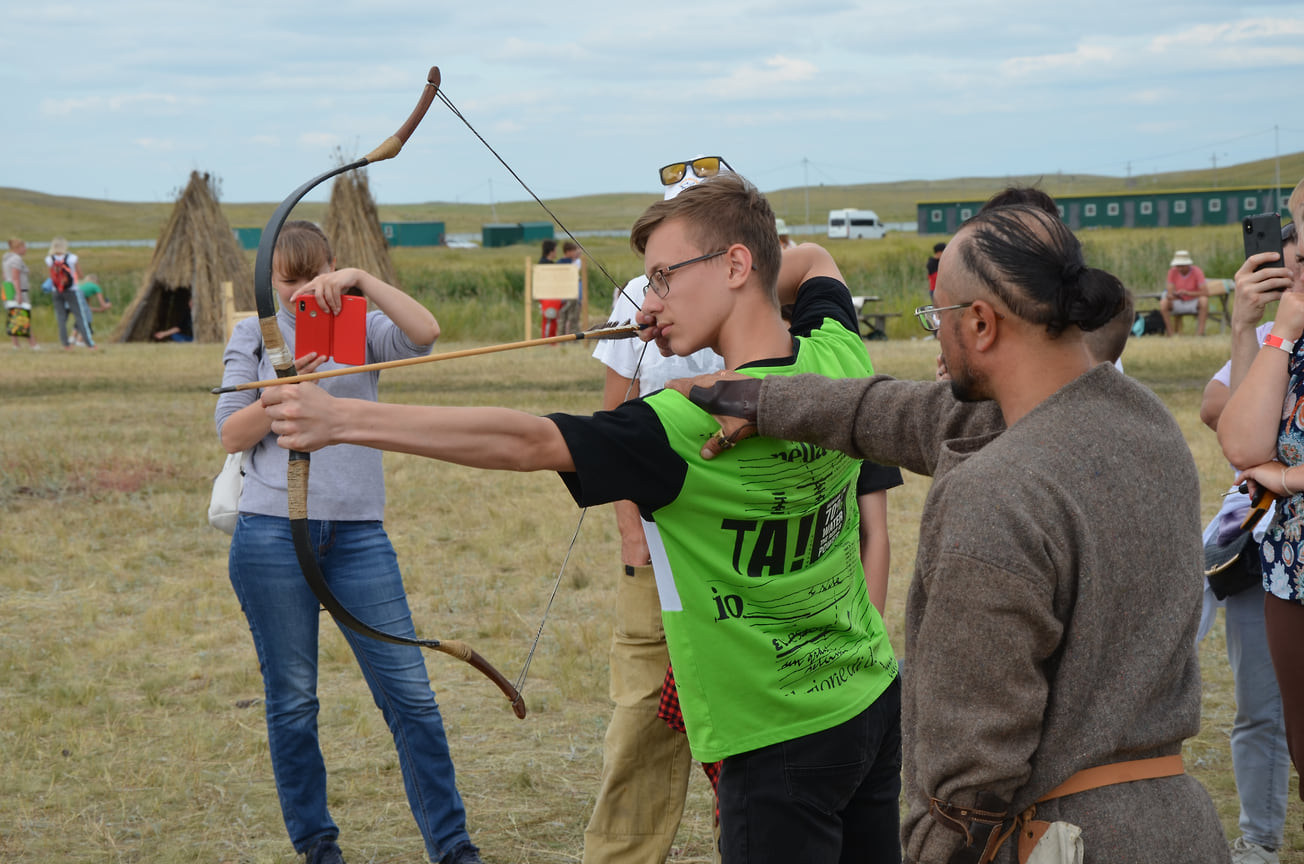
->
xmin=1289 ymin=178 xmax=1304 ymax=226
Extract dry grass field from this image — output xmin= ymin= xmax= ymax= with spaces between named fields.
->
xmin=3 ymin=164 xmax=1303 ymax=859
xmin=0 ymin=327 xmax=1300 ymax=863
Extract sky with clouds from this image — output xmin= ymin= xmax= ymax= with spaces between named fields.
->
xmin=6 ymin=1 xmax=1304 ymax=207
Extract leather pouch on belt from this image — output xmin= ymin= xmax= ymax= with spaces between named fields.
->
xmin=928 ymin=793 xmax=1010 ymax=864
xmin=1018 ymin=819 xmax=1083 ymax=864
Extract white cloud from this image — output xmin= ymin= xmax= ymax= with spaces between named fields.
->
xmin=40 ymin=92 xmax=193 ymax=117
xmin=1125 ymin=89 xmax=1169 ymax=106
xmin=1000 ymin=43 xmax=1118 ymax=78
xmin=488 ymin=37 xmax=591 ymax=64
xmin=1149 ymin=17 xmax=1304 ymax=52
xmin=706 ymin=55 xmax=820 ymax=99
xmin=298 ymin=132 xmax=341 ymax=150
xmin=135 ymin=138 xmax=176 ymax=152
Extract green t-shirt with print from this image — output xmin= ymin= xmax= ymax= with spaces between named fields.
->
xmin=641 ymin=317 xmax=898 ymax=761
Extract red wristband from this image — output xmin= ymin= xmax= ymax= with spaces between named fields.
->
xmin=1263 ymin=334 xmax=1294 ymax=354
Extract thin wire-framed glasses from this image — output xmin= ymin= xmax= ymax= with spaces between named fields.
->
xmin=645 ymin=250 xmax=728 ymax=298
xmin=914 ymin=302 xmax=974 ymax=332
xmin=659 ymin=157 xmax=733 ymax=187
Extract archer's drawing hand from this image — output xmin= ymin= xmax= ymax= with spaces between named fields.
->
xmin=665 ymin=371 xmax=761 ymax=459
xmin=634 ymin=308 xmax=674 ymax=357
xmin=263 ymin=382 xmax=338 ymax=453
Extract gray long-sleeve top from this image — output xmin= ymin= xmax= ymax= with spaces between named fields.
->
xmin=214 ymin=307 xmax=431 ymax=522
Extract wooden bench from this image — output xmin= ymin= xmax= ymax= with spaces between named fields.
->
xmin=851 ymin=295 xmax=902 ymax=341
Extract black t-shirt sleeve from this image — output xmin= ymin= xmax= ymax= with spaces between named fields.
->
xmin=856 ymin=461 xmax=904 ymax=496
xmin=787 ymin=276 xmax=860 ymax=338
xmin=547 ymin=400 xmax=685 ymax=515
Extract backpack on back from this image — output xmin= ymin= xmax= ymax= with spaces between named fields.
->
xmin=49 ymin=255 xmax=74 ymax=293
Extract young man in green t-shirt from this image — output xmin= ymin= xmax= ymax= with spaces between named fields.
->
xmin=262 ymin=173 xmax=902 ymax=864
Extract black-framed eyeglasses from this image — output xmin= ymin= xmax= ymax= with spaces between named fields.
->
xmin=1284 ymin=222 xmax=1298 ymax=244
xmin=659 ymin=156 xmax=733 ymax=187
xmin=914 ymin=302 xmax=974 ymax=332
xmin=645 ymin=250 xmax=728 ymax=298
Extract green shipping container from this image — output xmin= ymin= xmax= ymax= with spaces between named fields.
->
xmin=234 ymin=227 xmax=262 ymax=250
xmin=519 ymin=221 xmax=555 ymax=242
xmin=916 ymin=185 xmax=1291 ymax=234
xmin=382 ymin=222 xmax=445 ymax=247
xmin=482 ymin=223 xmax=524 ymax=248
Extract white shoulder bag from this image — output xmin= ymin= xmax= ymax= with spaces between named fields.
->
xmin=208 ymin=450 xmax=249 ymax=534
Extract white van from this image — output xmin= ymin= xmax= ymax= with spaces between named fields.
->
xmin=827 ymin=208 xmax=887 ymax=239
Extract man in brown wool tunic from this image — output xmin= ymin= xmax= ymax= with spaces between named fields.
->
xmin=666 ymin=204 xmax=1229 ymax=864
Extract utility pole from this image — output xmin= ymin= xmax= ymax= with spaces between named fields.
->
xmin=803 ymin=157 xmax=810 ymax=227
xmin=1275 ymin=125 xmax=1282 ymax=207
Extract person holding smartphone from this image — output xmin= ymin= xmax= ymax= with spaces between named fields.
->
xmin=1219 ymin=200 xmax=1304 ymax=850
xmin=215 ymin=221 xmax=485 ymax=864
xmin=1197 ymin=219 xmax=1296 ymax=864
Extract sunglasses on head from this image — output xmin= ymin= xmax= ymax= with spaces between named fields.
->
xmin=659 ymin=156 xmax=732 ymax=187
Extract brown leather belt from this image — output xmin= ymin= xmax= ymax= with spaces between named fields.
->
xmin=931 ymin=754 xmax=1185 ymax=864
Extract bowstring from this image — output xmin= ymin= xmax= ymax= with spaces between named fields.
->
xmin=435 ymin=88 xmax=654 ymax=693
xmin=437 ymin=91 xmax=645 ymax=313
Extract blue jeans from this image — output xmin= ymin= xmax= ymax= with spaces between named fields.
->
xmin=229 ymin=515 xmax=473 ymax=860
xmin=717 ymin=677 xmax=901 ymax=864
xmin=1199 ymin=582 xmax=1289 ymax=849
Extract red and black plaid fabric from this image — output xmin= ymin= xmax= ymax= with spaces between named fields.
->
xmin=657 ymin=663 xmax=722 ymax=811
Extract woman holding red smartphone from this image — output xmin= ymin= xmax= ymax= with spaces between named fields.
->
xmin=214 ymin=222 xmax=484 ymax=864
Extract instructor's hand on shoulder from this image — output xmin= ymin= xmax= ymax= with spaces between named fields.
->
xmin=666 ymin=371 xmax=762 ymax=459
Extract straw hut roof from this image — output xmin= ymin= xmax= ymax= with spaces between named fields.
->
xmin=113 ymin=171 xmax=253 ymax=343
xmin=324 ymin=161 xmax=399 ymax=287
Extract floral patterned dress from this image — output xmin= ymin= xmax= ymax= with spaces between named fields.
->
xmin=1260 ymin=345 xmax=1304 ymax=605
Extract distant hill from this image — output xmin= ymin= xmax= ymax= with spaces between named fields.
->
xmin=4 ymin=150 xmax=1301 ymax=242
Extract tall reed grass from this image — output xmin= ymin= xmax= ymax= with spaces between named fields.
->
xmin=13 ymin=224 xmax=1251 ymax=348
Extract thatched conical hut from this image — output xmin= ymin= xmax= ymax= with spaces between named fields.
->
xmin=114 ymin=171 xmax=253 ymax=343
xmin=324 ymin=161 xmax=399 ymax=287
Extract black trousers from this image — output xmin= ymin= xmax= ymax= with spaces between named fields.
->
xmin=717 ymin=676 xmax=902 ymax=864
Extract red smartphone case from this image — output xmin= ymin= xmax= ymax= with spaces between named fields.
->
xmin=332 ymin=296 xmax=367 ymax=366
xmin=294 ymin=296 xmax=333 ymax=360
xmin=294 ymin=295 xmax=367 ymax=365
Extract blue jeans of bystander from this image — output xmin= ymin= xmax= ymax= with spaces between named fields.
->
xmin=1199 ymin=582 xmax=1289 ymax=850
xmin=229 ymin=514 xmax=473 ymax=861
